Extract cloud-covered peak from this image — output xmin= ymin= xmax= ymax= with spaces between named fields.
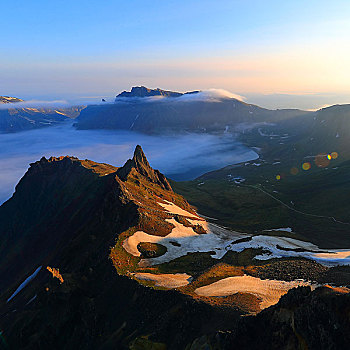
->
xmin=115 ymin=87 xmax=245 ymax=103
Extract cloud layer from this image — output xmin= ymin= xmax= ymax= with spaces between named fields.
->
xmin=0 ymin=121 xmax=257 ymax=204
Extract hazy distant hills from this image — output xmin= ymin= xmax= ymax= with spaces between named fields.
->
xmin=0 ymin=96 xmax=84 ymax=133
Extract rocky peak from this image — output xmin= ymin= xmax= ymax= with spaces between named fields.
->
xmin=117 ymin=145 xmax=172 ymax=191
xmin=133 ymin=144 xmax=151 ymax=168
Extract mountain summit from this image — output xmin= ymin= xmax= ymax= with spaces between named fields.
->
xmin=116 ymin=86 xmax=200 ymax=99
xmin=117 ymin=145 xmax=172 ymax=190
xmin=1 ymin=146 xmax=350 ymax=349
xmin=0 ymin=146 xmax=208 ymax=348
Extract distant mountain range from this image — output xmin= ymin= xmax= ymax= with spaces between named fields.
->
xmin=0 ymin=96 xmax=84 ymax=133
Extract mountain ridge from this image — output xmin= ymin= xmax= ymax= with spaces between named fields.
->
xmin=1 ymin=146 xmax=350 ymax=349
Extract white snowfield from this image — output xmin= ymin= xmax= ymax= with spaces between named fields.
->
xmin=132 ymin=272 xmax=192 ymax=288
xmin=123 ymin=200 xmax=350 ymax=267
xmin=122 ymin=200 xmax=350 ymax=310
xmin=157 ymin=200 xmax=200 ymax=219
xmin=194 ymin=274 xmax=315 ymax=310
xmin=123 ymin=217 xmax=246 ymax=266
xmin=7 ymin=266 xmax=42 ymax=303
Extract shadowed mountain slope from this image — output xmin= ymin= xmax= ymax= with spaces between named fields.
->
xmin=76 ymin=87 xmax=309 ymax=134
xmin=1 ymin=146 xmax=350 ymax=350
xmin=0 ymin=146 xmax=239 ymax=349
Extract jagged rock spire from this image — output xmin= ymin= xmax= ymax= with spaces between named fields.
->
xmin=117 ymin=145 xmax=172 ymax=191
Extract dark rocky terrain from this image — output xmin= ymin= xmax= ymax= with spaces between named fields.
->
xmin=0 ymin=146 xmax=350 ymax=349
xmin=188 ymin=286 xmax=350 ymax=350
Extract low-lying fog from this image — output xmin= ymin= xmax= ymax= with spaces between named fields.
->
xmin=0 ymin=121 xmax=258 ymax=204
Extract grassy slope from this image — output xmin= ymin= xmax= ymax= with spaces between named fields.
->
xmin=172 ymin=114 xmax=350 ymax=248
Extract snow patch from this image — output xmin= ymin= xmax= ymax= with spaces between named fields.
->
xmin=157 ymin=200 xmax=200 ymax=219
xmin=194 ymin=274 xmax=315 ymax=309
xmin=132 ymin=272 xmax=192 ymax=288
xmin=7 ymin=266 xmax=42 ymax=303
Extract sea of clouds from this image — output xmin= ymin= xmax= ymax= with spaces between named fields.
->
xmin=0 ymin=121 xmax=258 ymax=204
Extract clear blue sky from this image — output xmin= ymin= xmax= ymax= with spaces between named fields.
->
xmin=1 ymin=0 xmax=350 ymax=109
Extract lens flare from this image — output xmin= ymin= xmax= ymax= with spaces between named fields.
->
xmin=331 ymin=151 xmax=339 ymax=159
xmin=302 ymin=162 xmax=311 ymax=171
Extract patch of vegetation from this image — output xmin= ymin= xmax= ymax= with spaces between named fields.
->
xmin=110 ymin=227 xmax=140 ymax=275
xmin=156 ymin=252 xmax=217 ymax=277
xmin=172 ymin=158 xmax=350 ymax=248
xmin=317 ymin=265 xmax=350 ymax=287
xmin=137 ymin=242 xmax=167 ymax=258
xmin=246 ymin=258 xmax=328 ymax=282
xmin=221 ymin=248 xmax=267 ymax=267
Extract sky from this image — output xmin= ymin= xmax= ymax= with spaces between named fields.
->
xmin=1 ymin=0 xmax=350 ymax=109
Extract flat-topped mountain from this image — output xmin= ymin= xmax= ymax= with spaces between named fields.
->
xmin=77 ymin=86 xmax=309 ymax=134
xmin=116 ymin=86 xmax=200 ymax=99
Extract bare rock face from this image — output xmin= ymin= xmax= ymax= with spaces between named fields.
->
xmin=117 ymin=145 xmax=172 ymax=191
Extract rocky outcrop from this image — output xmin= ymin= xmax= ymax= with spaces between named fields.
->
xmin=117 ymin=145 xmax=172 ymax=191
